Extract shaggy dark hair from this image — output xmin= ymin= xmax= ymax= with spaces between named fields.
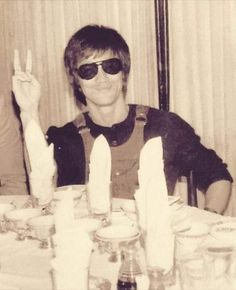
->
xmin=64 ymin=24 xmax=130 ymax=105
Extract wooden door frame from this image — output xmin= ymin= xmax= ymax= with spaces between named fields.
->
xmin=154 ymin=0 xmax=169 ymax=111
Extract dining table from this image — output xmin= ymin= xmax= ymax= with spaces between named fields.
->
xmin=0 ymin=194 xmax=229 ymax=290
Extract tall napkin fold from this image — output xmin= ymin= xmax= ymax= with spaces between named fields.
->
xmin=87 ymin=135 xmax=111 ymax=214
xmin=25 ymin=119 xmax=55 ymax=205
xmin=51 ymin=227 xmax=93 ymax=290
xmin=134 ymin=137 xmax=174 ymax=273
xmin=54 ymin=187 xmax=74 ymax=232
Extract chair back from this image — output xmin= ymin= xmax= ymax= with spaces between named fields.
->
xmin=187 ymin=170 xmax=198 ymax=207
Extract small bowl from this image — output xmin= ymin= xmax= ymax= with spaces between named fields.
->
xmin=95 ymin=224 xmax=140 ymax=258
xmin=28 ymin=215 xmax=55 ymax=248
xmin=4 ymin=208 xmax=42 ymax=240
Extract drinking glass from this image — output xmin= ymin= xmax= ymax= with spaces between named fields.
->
xmin=178 ymin=252 xmax=209 ymax=290
xmin=87 ymin=183 xmax=111 ymax=226
xmin=28 ymin=215 xmax=55 ymax=249
xmin=175 ymin=222 xmax=208 ymax=261
xmin=203 ymin=244 xmax=236 ymax=290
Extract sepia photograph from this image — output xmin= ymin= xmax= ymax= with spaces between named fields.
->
xmin=0 ymin=0 xmax=235 ymax=289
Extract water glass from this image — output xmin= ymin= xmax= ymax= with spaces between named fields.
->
xmin=87 ymin=183 xmax=111 ymax=226
xmin=175 ymin=222 xmax=208 ymax=261
xmin=178 ymin=253 xmax=209 ymax=290
xmin=203 ymin=244 xmax=236 ymax=290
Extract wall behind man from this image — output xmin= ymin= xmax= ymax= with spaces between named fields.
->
xmin=169 ymin=0 xmax=236 ymax=216
xmin=0 ymin=0 xmax=158 ymax=132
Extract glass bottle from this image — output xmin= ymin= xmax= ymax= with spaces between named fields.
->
xmin=117 ymin=245 xmax=142 ymax=290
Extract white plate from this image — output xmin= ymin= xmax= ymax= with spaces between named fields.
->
xmin=95 ymin=224 xmax=140 ymax=242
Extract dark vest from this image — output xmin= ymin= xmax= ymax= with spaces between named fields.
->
xmin=73 ymin=105 xmax=149 ymax=199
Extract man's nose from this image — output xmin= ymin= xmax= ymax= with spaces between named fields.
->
xmin=96 ymin=65 xmax=108 ymax=79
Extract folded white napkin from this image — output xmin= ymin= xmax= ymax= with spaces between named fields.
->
xmin=24 ymin=119 xmax=49 ymax=171
xmin=51 ymin=227 xmax=93 ymax=290
xmin=29 ymin=144 xmax=55 ymax=205
xmin=25 ymin=119 xmax=56 ymax=205
xmin=87 ymin=135 xmax=111 ymax=214
xmin=54 ymin=187 xmax=75 ymax=232
xmin=134 ymin=137 xmax=174 ymax=273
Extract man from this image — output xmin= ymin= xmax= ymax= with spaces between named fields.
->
xmin=12 ymin=25 xmax=233 ymax=214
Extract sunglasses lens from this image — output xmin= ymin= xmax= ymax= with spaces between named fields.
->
xmin=78 ymin=63 xmax=98 ymax=80
xmin=102 ymin=58 xmax=122 ymax=75
xmin=77 ymin=58 xmax=122 ymax=80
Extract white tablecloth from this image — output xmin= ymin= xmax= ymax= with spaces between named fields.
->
xmin=0 ymin=195 xmax=228 ymax=290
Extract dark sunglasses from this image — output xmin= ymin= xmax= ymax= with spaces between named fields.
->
xmin=76 ymin=58 xmax=122 ymax=80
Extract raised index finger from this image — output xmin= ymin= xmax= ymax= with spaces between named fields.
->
xmin=13 ymin=49 xmax=22 ymax=73
xmin=25 ymin=49 xmax=32 ymax=73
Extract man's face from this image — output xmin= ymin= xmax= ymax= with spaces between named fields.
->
xmin=76 ymin=51 xmax=124 ymax=108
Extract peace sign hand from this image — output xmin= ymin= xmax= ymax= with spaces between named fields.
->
xmin=12 ymin=49 xmax=41 ymax=114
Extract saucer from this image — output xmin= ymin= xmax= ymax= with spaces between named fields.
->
xmin=95 ymin=224 xmax=140 ymax=242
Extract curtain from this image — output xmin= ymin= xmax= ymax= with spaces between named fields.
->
xmin=0 ymin=0 xmax=158 ymax=132
xmin=168 ymin=0 xmax=236 ymax=215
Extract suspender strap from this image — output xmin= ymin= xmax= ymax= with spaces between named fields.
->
xmin=73 ymin=113 xmax=93 ymax=182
